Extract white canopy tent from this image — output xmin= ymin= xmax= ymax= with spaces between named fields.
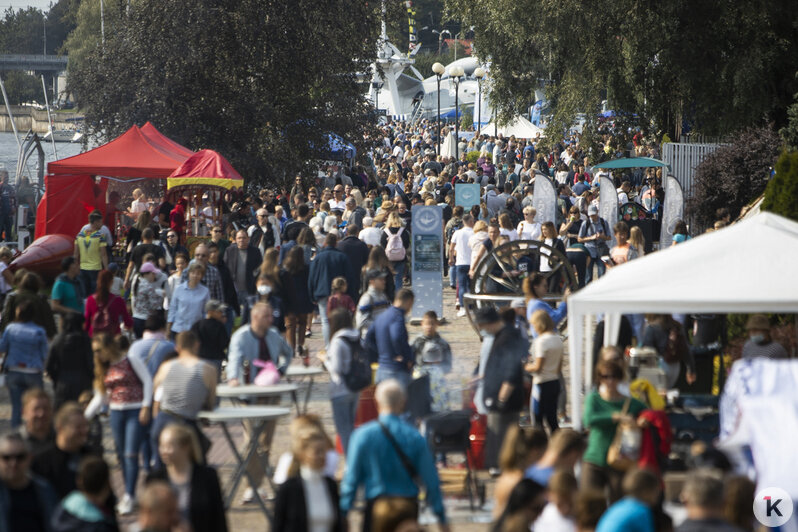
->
xmin=484 ymin=115 xmax=545 ymax=139
xmin=566 ymin=212 xmax=798 ymax=429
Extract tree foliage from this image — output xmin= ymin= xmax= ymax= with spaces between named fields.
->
xmin=687 ymin=127 xmax=781 ymax=228
xmin=761 ymin=150 xmax=798 ymax=222
xmin=445 ymin=0 xmax=798 ymax=140
xmin=67 ymin=0 xmax=387 ymax=187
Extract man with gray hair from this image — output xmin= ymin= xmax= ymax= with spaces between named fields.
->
xmin=0 ymin=431 xmax=58 ymax=531
xmin=340 ymin=380 xmax=449 ymax=532
xmin=676 ymin=470 xmax=740 ymax=532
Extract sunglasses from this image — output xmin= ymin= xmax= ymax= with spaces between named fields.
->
xmin=0 ymin=453 xmax=28 ymax=462
xmin=599 ymin=373 xmax=619 ymax=380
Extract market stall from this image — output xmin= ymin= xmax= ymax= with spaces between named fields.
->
xmin=166 ymin=149 xmax=244 ymax=239
xmin=35 ymin=123 xmax=193 ymax=239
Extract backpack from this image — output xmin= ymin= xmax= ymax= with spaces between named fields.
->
xmin=341 ymin=336 xmax=372 ymax=392
xmin=91 ymin=297 xmax=115 ymax=334
xmin=384 ymin=227 xmax=406 ymax=261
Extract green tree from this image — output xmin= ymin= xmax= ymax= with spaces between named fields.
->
xmin=1 ymin=71 xmax=41 ymax=104
xmin=687 ymin=127 xmax=781 ymax=228
xmin=761 ymin=150 xmax=798 ymax=222
xmin=445 ymin=0 xmax=798 ymax=140
xmin=67 ymin=0 xmax=386 ymax=187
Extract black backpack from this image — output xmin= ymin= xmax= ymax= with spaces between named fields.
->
xmin=341 ymin=336 xmax=372 ymax=392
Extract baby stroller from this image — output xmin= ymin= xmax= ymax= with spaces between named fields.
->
xmin=422 ymin=410 xmax=486 ymax=510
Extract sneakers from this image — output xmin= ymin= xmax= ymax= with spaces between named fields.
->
xmin=117 ymin=493 xmax=135 ymax=515
xmin=305 ymin=329 xmax=312 ymax=337
xmin=457 ymin=308 xmax=467 ymax=318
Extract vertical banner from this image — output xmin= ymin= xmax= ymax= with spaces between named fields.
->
xmin=455 ymin=183 xmax=480 ymax=210
xmin=660 ymin=175 xmax=685 ymax=249
xmin=411 ymin=205 xmax=443 ymax=320
xmin=406 ymin=1 xmax=417 ymax=55
xmin=532 ymin=174 xmax=557 ymax=226
xmin=599 ymin=174 xmax=619 ymax=248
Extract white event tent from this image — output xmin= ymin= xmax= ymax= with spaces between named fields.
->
xmin=484 ymin=115 xmax=545 ymax=139
xmin=566 ymin=212 xmax=798 ymax=429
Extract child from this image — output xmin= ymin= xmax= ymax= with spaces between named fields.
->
xmin=108 ymin=262 xmax=124 ymax=297
xmin=412 ymin=311 xmax=453 ymax=412
xmin=533 ymin=469 xmax=578 ymax=531
xmin=355 ymin=269 xmax=390 ymax=335
xmin=326 ymin=277 xmax=355 ymax=315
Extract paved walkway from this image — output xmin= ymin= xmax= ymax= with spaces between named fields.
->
xmin=0 ymin=284 xmax=514 ymax=530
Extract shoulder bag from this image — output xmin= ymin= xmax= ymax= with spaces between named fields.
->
xmin=607 ymin=398 xmax=642 ymax=471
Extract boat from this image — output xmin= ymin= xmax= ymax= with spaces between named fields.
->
xmin=43 ymin=128 xmax=83 ymax=143
xmin=9 ymin=234 xmax=75 ymax=283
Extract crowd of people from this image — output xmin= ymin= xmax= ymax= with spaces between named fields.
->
xmin=0 ymin=116 xmax=784 ymax=532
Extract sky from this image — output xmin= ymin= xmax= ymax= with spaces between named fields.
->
xmin=1 ymin=1 xmax=54 ymax=10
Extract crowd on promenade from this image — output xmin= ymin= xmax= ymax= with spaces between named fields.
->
xmin=0 ymin=117 xmax=788 ymax=532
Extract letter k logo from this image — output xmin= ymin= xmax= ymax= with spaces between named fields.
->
xmin=765 ymin=496 xmax=783 ymax=517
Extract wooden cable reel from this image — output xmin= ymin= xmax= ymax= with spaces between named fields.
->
xmin=463 ymin=239 xmax=578 ymax=332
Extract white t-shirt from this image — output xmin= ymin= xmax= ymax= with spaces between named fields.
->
xmin=517 ymin=220 xmax=541 ymax=240
xmin=451 ymin=226 xmax=474 ymax=266
xmin=467 ymin=231 xmax=487 ymax=269
xmin=328 ymin=199 xmax=346 ymax=211
xmin=532 ymin=332 xmax=564 ymax=385
xmin=533 ymin=502 xmax=576 ymax=532
xmin=500 ymin=228 xmax=518 ymax=241
xmin=617 ymin=188 xmax=629 ymax=205
xmin=131 ymin=199 xmax=149 ymax=215
xmin=539 ymin=237 xmax=556 ymax=272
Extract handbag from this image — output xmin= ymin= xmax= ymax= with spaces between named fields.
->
xmin=607 ymin=398 xmax=642 ymax=471
xmin=252 ymin=359 xmax=280 ymax=386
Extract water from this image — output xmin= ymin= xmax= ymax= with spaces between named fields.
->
xmin=0 ymin=131 xmax=84 ymax=184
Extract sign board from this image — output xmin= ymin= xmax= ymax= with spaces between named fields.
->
xmin=660 ymin=175 xmax=685 ymax=249
xmin=455 ymin=183 xmax=481 ymax=210
xmin=599 ymin=175 xmax=619 ymax=248
xmin=532 ymin=174 xmax=557 ymax=226
xmin=410 ymin=205 xmax=443 ymax=320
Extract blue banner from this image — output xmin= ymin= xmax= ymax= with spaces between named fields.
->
xmin=455 ymin=183 xmax=481 ymax=210
xmin=410 ymin=205 xmax=443 ymax=320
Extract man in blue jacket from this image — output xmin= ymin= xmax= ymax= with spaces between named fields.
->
xmin=308 ymin=233 xmax=352 ymax=347
xmin=365 ymin=288 xmax=415 ymax=387
xmin=341 ymin=379 xmax=450 ymax=532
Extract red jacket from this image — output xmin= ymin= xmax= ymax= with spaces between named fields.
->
xmin=84 ymin=294 xmax=133 ymax=337
xmin=637 ymin=409 xmax=672 ymax=473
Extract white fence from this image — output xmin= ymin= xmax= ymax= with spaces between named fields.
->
xmin=662 ymin=142 xmax=723 ymax=198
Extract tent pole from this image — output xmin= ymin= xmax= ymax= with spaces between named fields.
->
xmin=567 ymin=305 xmax=583 ymax=430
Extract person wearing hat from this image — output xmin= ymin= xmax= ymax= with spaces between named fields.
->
xmin=130 ymin=261 xmax=167 ymax=339
xmin=577 ymin=205 xmax=611 ymax=283
xmin=473 ymin=306 xmax=528 ymax=475
xmin=355 ymin=269 xmax=390 ymax=335
xmin=190 ymin=300 xmax=231 ymax=377
xmin=741 ymin=314 xmax=788 ymax=360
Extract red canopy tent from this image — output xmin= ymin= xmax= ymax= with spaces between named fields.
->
xmin=167 ymin=149 xmax=244 ymax=191
xmin=35 ymin=124 xmax=192 ymax=239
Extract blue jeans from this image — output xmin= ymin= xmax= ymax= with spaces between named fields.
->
xmin=567 ymin=250 xmax=588 ymax=288
xmin=110 ymin=408 xmax=144 ymax=497
xmin=392 ymin=260 xmax=406 ymax=290
xmin=448 ymin=265 xmax=456 ymax=288
xmin=585 ymin=254 xmax=606 ymax=284
xmin=318 ymin=297 xmax=330 ymax=347
xmin=80 ymin=269 xmax=100 ymax=298
xmin=376 ymin=366 xmax=412 ymax=389
xmin=6 ymin=371 xmax=43 ymax=428
xmin=224 ymin=306 xmax=235 ymax=338
xmin=331 ymin=392 xmax=359 ymax=455
xmin=455 ymin=265 xmax=470 ymax=307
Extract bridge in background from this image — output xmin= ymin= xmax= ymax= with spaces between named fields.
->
xmin=0 ymin=54 xmax=68 ymax=73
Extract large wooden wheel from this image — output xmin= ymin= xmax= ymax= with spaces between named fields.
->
xmin=463 ymin=239 xmax=577 ymax=332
